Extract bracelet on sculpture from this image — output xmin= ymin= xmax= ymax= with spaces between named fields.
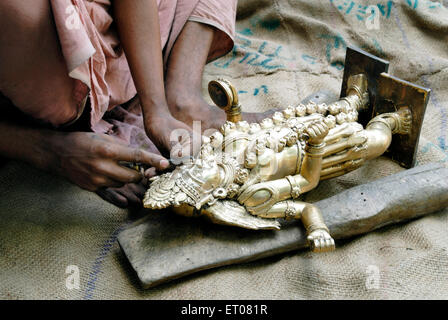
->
xmin=307 ymin=224 xmax=330 ymax=234
xmin=285 ymin=175 xmax=302 ymax=199
xmin=367 ymin=115 xmax=394 ymax=131
xmin=304 ymin=142 xmax=326 ymax=157
xmin=284 ymin=200 xmax=299 ymax=220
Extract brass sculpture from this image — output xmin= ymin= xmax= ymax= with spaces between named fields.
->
xmin=143 ymin=47 xmax=430 ymax=253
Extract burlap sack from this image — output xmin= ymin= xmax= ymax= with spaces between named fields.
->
xmin=1 ymin=0 xmax=447 ymax=299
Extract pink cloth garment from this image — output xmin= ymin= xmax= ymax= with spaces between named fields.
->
xmin=189 ymin=0 xmax=237 ymax=62
xmin=0 ymin=0 xmax=236 ymax=156
xmin=50 ymin=0 xmax=237 ymax=139
xmin=1 ymin=0 xmax=236 ymax=151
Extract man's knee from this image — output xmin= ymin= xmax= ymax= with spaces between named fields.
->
xmin=166 ymin=86 xmax=203 ymax=115
xmin=0 ymin=0 xmax=51 ymax=33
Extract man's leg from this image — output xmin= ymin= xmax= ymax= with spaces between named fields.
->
xmin=0 ymin=0 xmax=80 ymax=125
xmin=165 ymin=22 xmax=273 ymax=131
xmin=0 ymin=1 xmax=162 ymax=208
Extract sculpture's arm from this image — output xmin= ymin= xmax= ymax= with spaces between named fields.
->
xmin=238 ymin=121 xmax=329 ymax=215
xmin=296 ymin=119 xmax=331 ymax=192
xmin=291 ymin=139 xmax=326 ymax=194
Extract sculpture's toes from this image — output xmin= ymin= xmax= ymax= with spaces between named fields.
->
xmin=308 ymin=237 xmax=320 ymax=252
xmin=323 ymin=237 xmax=336 ymax=252
xmin=307 ymin=234 xmax=335 ymax=253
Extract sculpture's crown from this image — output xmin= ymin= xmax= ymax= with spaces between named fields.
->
xmin=143 ymin=142 xmax=248 ymax=210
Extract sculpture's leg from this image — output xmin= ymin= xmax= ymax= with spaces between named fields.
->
xmin=252 ymin=200 xmax=335 ymax=253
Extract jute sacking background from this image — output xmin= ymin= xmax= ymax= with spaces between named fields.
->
xmin=1 ymin=0 xmax=447 ymax=299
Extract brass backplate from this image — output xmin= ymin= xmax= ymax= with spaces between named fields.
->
xmin=341 ymin=46 xmax=390 ymax=127
xmin=376 ymin=73 xmax=431 ymax=168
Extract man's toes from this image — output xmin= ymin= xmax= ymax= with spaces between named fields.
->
xmin=97 ymin=188 xmax=129 ymax=208
xmin=127 ymin=182 xmax=147 ymax=199
xmin=116 ymin=187 xmax=142 ymax=207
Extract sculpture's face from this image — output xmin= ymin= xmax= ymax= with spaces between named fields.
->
xmin=183 ymin=158 xmax=224 ymax=196
xmin=144 ymin=156 xmax=234 ymax=210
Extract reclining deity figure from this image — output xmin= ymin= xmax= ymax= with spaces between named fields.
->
xmin=143 ymin=74 xmax=413 ymax=253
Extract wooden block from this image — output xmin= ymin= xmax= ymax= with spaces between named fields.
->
xmin=118 ymin=163 xmax=448 ymax=288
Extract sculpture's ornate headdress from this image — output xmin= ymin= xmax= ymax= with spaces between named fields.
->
xmin=144 ymin=144 xmax=249 ymax=210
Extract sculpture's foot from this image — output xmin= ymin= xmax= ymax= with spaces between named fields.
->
xmin=367 ymin=107 xmax=412 ymax=136
xmin=391 ymin=107 xmax=412 ymax=135
xmin=307 ymin=229 xmax=336 ymax=253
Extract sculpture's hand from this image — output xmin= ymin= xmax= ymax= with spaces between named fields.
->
xmin=202 ymin=200 xmax=281 ymax=230
xmin=307 ymin=229 xmax=335 ymax=253
xmin=305 ymin=120 xmax=330 ymax=145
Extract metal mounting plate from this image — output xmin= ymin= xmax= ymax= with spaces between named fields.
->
xmin=341 ymin=46 xmax=390 ymax=127
xmin=376 ymin=73 xmax=431 ymax=168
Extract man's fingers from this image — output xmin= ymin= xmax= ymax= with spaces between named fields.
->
xmin=169 ymin=131 xmax=195 ymax=160
xmin=95 ymin=160 xmax=143 ymax=183
xmin=103 ymin=144 xmax=170 ymax=171
xmin=91 ymin=175 xmax=124 ymax=189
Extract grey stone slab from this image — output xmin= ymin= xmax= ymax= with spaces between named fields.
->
xmin=118 ymin=163 xmax=448 ymax=288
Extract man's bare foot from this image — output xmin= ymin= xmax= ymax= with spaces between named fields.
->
xmin=97 ymin=180 xmax=148 ymax=208
xmin=95 ymin=161 xmax=161 ymax=209
xmin=168 ymin=94 xmax=277 ymax=132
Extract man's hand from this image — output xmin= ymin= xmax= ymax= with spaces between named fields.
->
xmin=50 ymin=132 xmax=170 ymax=192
